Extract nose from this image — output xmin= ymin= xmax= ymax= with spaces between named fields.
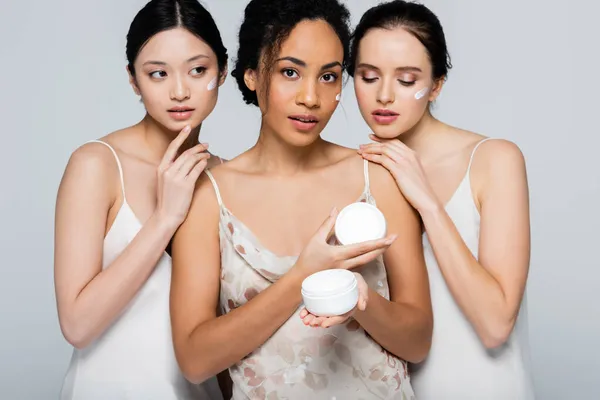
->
xmin=296 ymin=79 xmax=320 ymax=109
xmin=376 ymin=78 xmax=395 ymax=106
xmin=170 ymin=74 xmax=190 ymax=102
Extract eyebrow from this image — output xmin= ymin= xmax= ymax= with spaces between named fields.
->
xmin=357 ymin=63 xmax=422 ymax=73
xmin=276 ymin=57 xmax=342 ymax=71
xmin=142 ymin=54 xmax=209 ymax=66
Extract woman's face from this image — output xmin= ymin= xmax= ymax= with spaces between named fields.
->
xmin=354 ymin=27 xmax=441 ymax=139
xmin=246 ymin=19 xmax=343 ymax=147
xmin=130 ymin=27 xmax=225 ymax=133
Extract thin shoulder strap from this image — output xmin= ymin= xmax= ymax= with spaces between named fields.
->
xmin=204 ymin=170 xmax=224 ymax=208
xmin=363 ymin=159 xmax=371 ymax=195
xmin=86 ymin=140 xmax=126 ymax=200
xmin=466 ymin=138 xmax=495 ymax=175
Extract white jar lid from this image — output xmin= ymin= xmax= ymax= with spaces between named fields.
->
xmin=301 ymin=269 xmax=357 ymax=297
xmin=335 ymin=202 xmax=387 ymax=245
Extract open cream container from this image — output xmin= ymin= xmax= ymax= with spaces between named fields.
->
xmin=334 ymin=202 xmax=387 ymax=245
xmin=301 ymin=269 xmax=359 ymax=317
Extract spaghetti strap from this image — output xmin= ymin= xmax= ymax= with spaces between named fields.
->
xmin=204 ymin=170 xmax=224 ymax=208
xmin=466 ymin=138 xmax=495 ymax=175
xmin=86 ymin=140 xmax=126 ymax=200
xmin=362 ymin=159 xmax=371 ymax=196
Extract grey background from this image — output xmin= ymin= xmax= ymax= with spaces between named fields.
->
xmin=1 ymin=0 xmax=597 ymax=398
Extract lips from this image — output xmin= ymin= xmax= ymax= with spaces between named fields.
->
xmin=168 ymin=106 xmax=195 ymax=121
xmin=289 ymin=114 xmax=318 ymax=123
xmin=289 ymin=114 xmax=319 ymax=132
xmin=168 ymin=106 xmax=195 ymax=112
xmin=372 ymin=109 xmax=399 ymax=124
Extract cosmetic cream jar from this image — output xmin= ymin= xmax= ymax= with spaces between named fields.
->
xmin=334 ymin=202 xmax=387 ymax=245
xmin=301 ymin=269 xmax=359 ymax=317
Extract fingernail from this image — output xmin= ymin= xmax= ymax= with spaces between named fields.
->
xmin=184 ymin=125 xmax=191 ymax=132
xmin=201 ymin=142 xmax=209 ymax=147
xmin=330 ymin=207 xmax=337 ymax=217
xmin=385 ymin=235 xmax=397 ymax=245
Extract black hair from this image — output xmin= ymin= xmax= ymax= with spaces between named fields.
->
xmin=126 ymin=0 xmax=228 ymax=76
xmin=349 ymin=0 xmax=452 ymax=81
xmin=231 ymin=0 xmax=351 ymax=106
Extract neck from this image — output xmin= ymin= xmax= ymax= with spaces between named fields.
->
xmin=250 ymin=123 xmax=329 ymax=175
xmin=139 ymin=114 xmax=201 ymax=163
xmin=397 ymin=110 xmax=444 ymax=155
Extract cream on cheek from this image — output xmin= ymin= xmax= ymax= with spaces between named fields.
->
xmin=414 ymin=87 xmax=429 ymax=100
xmin=395 ymin=84 xmax=424 ymax=101
xmin=206 ymin=75 xmax=218 ymax=91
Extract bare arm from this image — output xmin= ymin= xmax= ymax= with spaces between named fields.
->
xmin=55 ymin=128 xmax=209 ymax=349
xmin=419 ymin=140 xmax=530 ymax=348
xmin=353 ymin=164 xmax=433 ymax=363
xmin=54 ymin=144 xmax=175 ymax=349
xmin=169 ymin=176 xmax=305 ymax=384
xmin=170 ymin=172 xmax=396 ymax=383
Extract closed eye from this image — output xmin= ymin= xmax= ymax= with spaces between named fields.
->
xmin=399 ymin=80 xmax=416 ymax=86
xmin=361 ymin=77 xmax=378 ymax=83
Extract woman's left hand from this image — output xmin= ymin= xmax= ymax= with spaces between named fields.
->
xmin=359 ymin=134 xmax=439 ymax=213
xmin=299 ymin=273 xmax=369 ymax=328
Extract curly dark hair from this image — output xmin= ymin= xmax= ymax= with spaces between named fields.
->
xmin=231 ymin=0 xmax=351 ymax=107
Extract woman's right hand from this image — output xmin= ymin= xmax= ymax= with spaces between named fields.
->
xmin=293 ymin=207 xmax=397 ymax=278
xmin=155 ymin=125 xmax=211 ymax=229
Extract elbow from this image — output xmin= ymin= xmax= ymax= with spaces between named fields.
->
xmin=57 ymin=303 xmax=96 ymax=349
xmin=59 ymin=319 xmax=93 ymax=350
xmin=407 ymin=339 xmax=432 ymax=364
xmin=405 ymin=346 xmax=430 ymax=364
xmin=66 ymin=336 xmax=89 ymax=350
xmin=397 ymin=310 xmax=433 ymax=364
xmin=180 ymin=362 xmax=215 ymax=385
xmin=479 ymin=317 xmax=516 ymax=350
xmin=175 ymin=343 xmax=215 ymax=385
xmin=408 ymin=316 xmax=434 ymax=364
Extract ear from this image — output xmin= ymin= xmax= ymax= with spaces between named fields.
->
xmin=218 ymin=65 xmax=228 ymax=87
xmin=243 ymin=69 xmax=257 ymax=92
xmin=428 ymin=77 xmax=445 ymax=102
xmin=127 ymin=65 xmax=141 ymax=96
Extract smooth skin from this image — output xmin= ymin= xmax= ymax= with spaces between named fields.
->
xmin=354 ymin=27 xmax=530 ymax=349
xmin=54 ymin=28 xmax=225 ymax=349
xmin=170 ymin=20 xmax=432 ymax=384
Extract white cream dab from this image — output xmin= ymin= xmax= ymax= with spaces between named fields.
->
xmin=335 ymin=93 xmax=341 ymax=101
xmin=415 ymin=87 xmax=429 ymax=100
xmin=207 ymin=77 xmax=218 ymax=91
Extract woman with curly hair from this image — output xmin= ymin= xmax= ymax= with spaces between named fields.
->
xmin=169 ymin=0 xmax=432 ymax=398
